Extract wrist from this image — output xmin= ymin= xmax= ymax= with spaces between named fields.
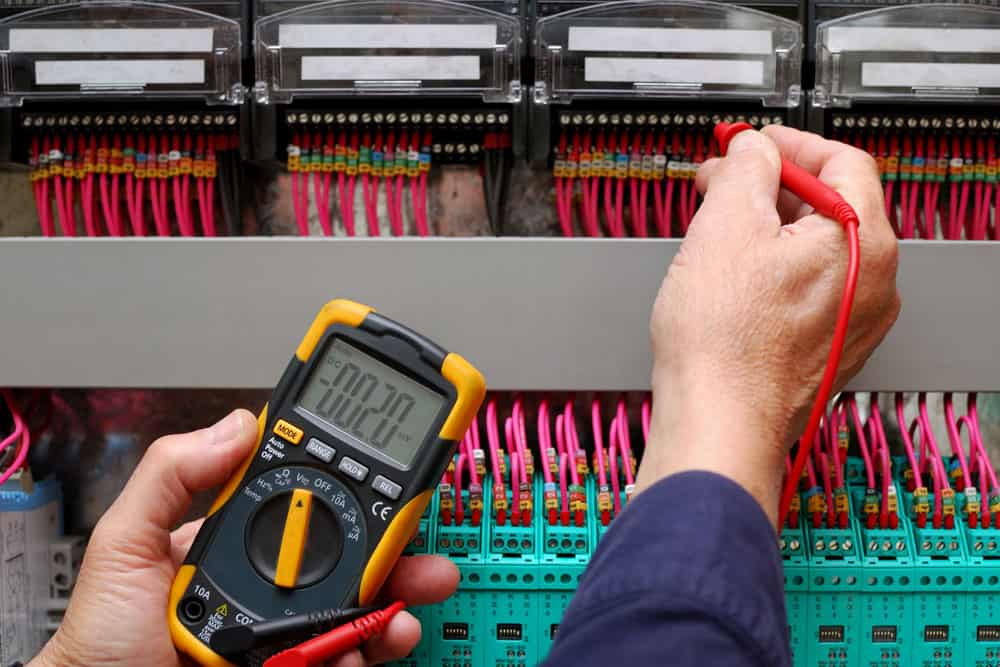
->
xmin=637 ymin=369 xmax=788 ymax=526
xmin=30 ymin=629 xmax=80 ymax=667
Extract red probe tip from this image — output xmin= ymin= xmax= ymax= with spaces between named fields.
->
xmin=713 ymin=122 xmax=754 ymax=155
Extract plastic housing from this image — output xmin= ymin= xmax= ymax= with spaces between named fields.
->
xmin=253 ymin=0 xmax=522 ymax=104
xmin=532 ymin=0 xmax=802 ymax=108
xmin=815 ymin=3 xmax=1000 ymax=107
xmin=0 ymin=0 xmax=244 ymax=107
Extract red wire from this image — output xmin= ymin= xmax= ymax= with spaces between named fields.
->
xmin=715 ymin=123 xmax=862 ymax=530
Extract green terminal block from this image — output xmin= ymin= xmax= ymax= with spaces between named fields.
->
xmin=782 ymin=525 xmax=809 ymax=667
xmin=965 ymin=523 xmax=1000 ymax=666
xmin=389 ymin=451 xmax=996 ymax=667
xmin=805 ymin=520 xmax=863 ymax=667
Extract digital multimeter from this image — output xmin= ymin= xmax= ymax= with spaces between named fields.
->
xmin=168 ymin=299 xmax=486 ymax=666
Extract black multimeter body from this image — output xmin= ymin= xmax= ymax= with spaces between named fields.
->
xmin=169 ymin=300 xmax=485 ymax=666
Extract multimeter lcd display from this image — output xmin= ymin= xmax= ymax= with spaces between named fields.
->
xmin=297 ymin=338 xmax=445 ymax=468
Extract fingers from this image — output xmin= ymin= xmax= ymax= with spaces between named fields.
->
xmin=96 ymin=409 xmax=259 ymax=559
xmin=362 ymin=610 xmax=422 ymax=665
xmin=170 ymin=518 xmax=204 ymax=569
xmin=378 ymin=555 xmax=460 ymax=605
xmin=690 ymin=129 xmax=782 ymax=243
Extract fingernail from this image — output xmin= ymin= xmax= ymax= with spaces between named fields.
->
xmin=210 ymin=410 xmax=246 ymax=445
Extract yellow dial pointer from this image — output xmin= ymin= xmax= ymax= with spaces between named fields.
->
xmin=274 ymin=489 xmax=314 ymax=588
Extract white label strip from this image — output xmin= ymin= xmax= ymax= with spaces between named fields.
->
xmin=568 ymin=27 xmax=772 ymax=54
xmin=827 ymin=27 xmax=1000 ymax=53
xmin=35 ymin=59 xmax=205 ymax=85
xmin=301 ymin=55 xmax=480 ymax=81
xmin=862 ymin=62 xmax=1000 ymax=88
xmin=10 ymin=28 xmax=213 ymax=53
xmin=584 ymin=57 xmax=764 ymax=85
xmin=279 ymin=24 xmax=497 ymax=49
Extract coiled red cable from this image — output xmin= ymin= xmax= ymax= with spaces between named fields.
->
xmin=714 ymin=123 xmax=862 ymax=530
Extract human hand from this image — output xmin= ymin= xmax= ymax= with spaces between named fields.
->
xmin=638 ymin=126 xmax=900 ymax=523
xmin=30 ymin=409 xmax=458 ymax=667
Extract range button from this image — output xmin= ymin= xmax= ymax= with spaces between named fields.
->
xmin=305 ymin=438 xmax=335 ymax=463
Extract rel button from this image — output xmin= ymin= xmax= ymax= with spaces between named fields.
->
xmin=338 ymin=456 xmax=369 ymax=482
xmin=372 ymin=475 xmax=402 ymax=500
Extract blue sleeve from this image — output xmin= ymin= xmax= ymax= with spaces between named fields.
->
xmin=542 ymin=471 xmax=790 ymax=667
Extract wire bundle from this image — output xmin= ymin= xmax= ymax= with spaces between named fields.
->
xmin=552 ymin=113 xmax=786 ymax=238
xmin=28 ymin=116 xmax=240 ymax=237
xmin=0 ymin=390 xmax=30 ymax=486
xmin=832 ymin=114 xmax=998 ymax=240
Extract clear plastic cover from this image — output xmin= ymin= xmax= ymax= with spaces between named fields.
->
xmin=254 ymin=0 xmax=522 ymax=104
xmin=815 ymin=4 xmax=1000 ymax=107
xmin=0 ymin=1 xmax=243 ymax=107
xmin=533 ymin=0 xmax=802 ymax=107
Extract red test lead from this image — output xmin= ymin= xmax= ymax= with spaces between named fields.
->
xmin=263 ymin=602 xmax=405 ymax=667
xmin=714 ymin=122 xmax=862 ymax=530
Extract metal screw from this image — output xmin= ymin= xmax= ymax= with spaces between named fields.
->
xmin=883 ymin=541 xmax=892 ymax=552
xmin=990 ymin=541 xmax=997 ymax=551
xmin=610 ymin=114 xmax=621 ymax=125
xmin=82 ymin=115 xmax=93 ymax=127
xmin=469 ymin=144 xmax=480 ymax=154
xmin=907 ymin=117 xmax=918 ymax=128
xmin=975 ymin=541 xmax=985 ymax=552
xmin=950 ymin=541 xmax=959 ymax=551
xmin=749 ymin=115 xmax=760 ymax=126
xmin=400 ymin=113 xmax=411 ymax=124
xmin=584 ymin=113 xmax=595 ymax=125
xmin=829 ymin=540 xmax=839 ymax=552
xmin=956 ymin=117 xmax=967 ymax=129
xmin=623 ymin=113 xmax=634 ymax=125
xmin=572 ymin=113 xmax=583 ymax=125
xmin=932 ymin=117 xmax=943 ymax=128
xmin=322 ymin=113 xmax=333 ymax=124
xmin=498 ymin=112 xmax=510 ymax=125
xmin=895 ymin=540 xmax=905 ymax=551
xmin=869 ymin=541 xmax=879 ymax=552
xmin=789 ymin=540 xmax=800 ymax=551
xmin=936 ymin=541 xmax=946 ymax=551
xmin=448 ymin=113 xmax=459 ymax=124
xmin=310 ymin=113 xmax=321 ymax=124
xmin=21 ymin=116 xmax=31 ymax=128
xmin=458 ymin=113 xmax=470 ymax=125
xmin=779 ymin=539 xmax=787 ymax=550
xmin=559 ymin=113 xmax=570 ymax=125
xmin=660 ymin=114 xmax=672 ymax=125
xmin=843 ymin=539 xmax=853 ymax=552
xmin=685 ymin=113 xmax=696 ymax=126
xmin=444 ymin=143 xmax=454 ymax=153
xmin=457 ymin=144 xmax=467 ymax=154
xmin=346 ymin=113 xmax=358 ymax=123
xmin=845 ymin=117 xmax=856 ymax=128
xmin=636 ymin=113 xmax=647 ymax=125
xmin=921 ymin=541 xmax=932 ymax=551
xmin=815 ymin=539 xmax=825 ymax=552
xmin=286 ymin=112 xmax=297 ymax=125
xmin=857 ymin=116 xmax=867 ymax=128
xmin=297 ymin=113 xmax=308 ymax=124
xmin=436 ymin=113 xmax=447 ymax=124
xmin=870 ymin=116 xmax=881 ymax=128
xmin=474 ymin=113 xmax=485 ymax=124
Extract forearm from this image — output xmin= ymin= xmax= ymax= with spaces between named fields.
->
xmin=636 ymin=368 xmax=789 ymax=527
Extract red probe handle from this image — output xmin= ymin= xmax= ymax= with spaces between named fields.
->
xmin=714 ymin=122 xmax=859 ymax=227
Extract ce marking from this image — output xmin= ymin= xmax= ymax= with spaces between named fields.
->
xmin=371 ymin=501 xmax=392 ymax=521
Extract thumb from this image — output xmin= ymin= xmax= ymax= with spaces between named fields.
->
xmin=690 ymin=129 xmax=782 ymax=243
xmin=97 ymin=409 xmax=259 ymax=557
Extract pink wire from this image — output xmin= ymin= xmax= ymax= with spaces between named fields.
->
xmin=817 ymin=440 xmax=834 ymax=526
xmin=292 ymin=173 xmax=308 ymax=235
xmin=205 ymin=180 xmax=216 ymax=237
xmin=910 ymin=418 xmax=944 ymax=521
xmin=641 ymin=398 xmax=651 ymax=442
xmin=538 ymin=400 xmax=554 ymax=484
xmin=0 ymin=393 xmax=29 ymax=486
xmin=344 ymin=175 xmax=358 ymax=237
xmin=100 ymin=175 xmax=116 ymax=236
xmin=602 ymin=177 xmax=614 ymax=237
xmin=828 ymin=404 xmax=845 ymax=489
xmin=868 ymin=399 xmax=891 ymax=526
xmin=111 ymin=172 xmax=122 ymax=237
xmin=411 ymin=175 xmax=428 ymax=237
xmin=968 ymin=395 xmax=999 ymax=489
xmin=592 ymin=401 xmax=608 ymax=488
xmin=918 ymin=394 xmax=952 ymax=491
xmin=149 ymin=177 xmax=166 ymax=236
xmin=895 ymin=393 xmax=924 ymax=489
xmin=363 ymin=174 xmax=380 ymax=236
xmin=558 ymin=453 xmax=569 ymax=515
xmin=563 ymin=402 xmax=581 ymax=487
xmin=419 ymin=172 xmax=429 ymax=235
xmin=555 ymin=414 xmax=566 ymax=458
xmin=313 ymin=172 xmax=332 ymax=236
xmin=943 ymin=393 xmax=972 ymax=486
xmin=613 ymin=179 xmax=625 ymax=237
xmin=454 ymin=452 xmax=467 ymax=524
xmin=555 ymin=177 xmax=572 ymax=236
xmin=587 ymin=178 xmax=599 ymax=237
xmin=485 ymin=401 xmax=503 ymax=488
xmin=616 ymin=400 xmax=635 ymax=485
xmin=509 ymin=450 xmax=521 ymax=521
xmin=608 ymin=417 xmax=622 ymax=516
xmin=464 ymin=433 xmax=480 ymax=488
xmin=847 ymin=395 xmax=877 ymax=489
xmin=513 ymin=400 xmax=530 ymax=487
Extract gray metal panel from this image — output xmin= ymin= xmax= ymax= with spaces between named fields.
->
xmin=0 ymin=238 xmax=995 ymax=390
